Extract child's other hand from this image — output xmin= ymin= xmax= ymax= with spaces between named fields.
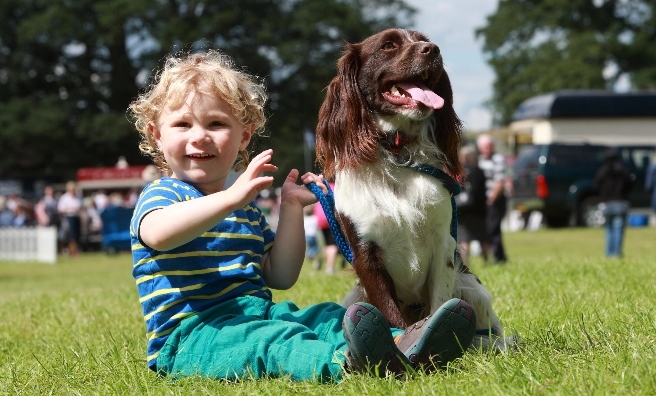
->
xmin=228 ymin=149 xmax=277 ymax=208
xmin=300 ymin=172 xmax=328 ymax=195
xmin=280 ymin=170 xmax=324 ymax=207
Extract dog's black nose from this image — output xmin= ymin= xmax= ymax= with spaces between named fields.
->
xmin=419 ymin=43 xmax=439 ymax=56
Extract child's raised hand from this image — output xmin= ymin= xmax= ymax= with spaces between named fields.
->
xmin=228 ymin=149 xmax=277 ymax=208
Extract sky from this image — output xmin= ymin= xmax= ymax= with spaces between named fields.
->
xmin=404 ymin=0 xmax=499 ymax=132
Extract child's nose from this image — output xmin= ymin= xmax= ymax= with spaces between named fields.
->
xmin=189 ymin=127 xmax=210 ymax=144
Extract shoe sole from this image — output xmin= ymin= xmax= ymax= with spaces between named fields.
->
xmin=403 ymin=298 xmax=476 ymax=368
xmin=342 ymin=302 xmax=409 ymax=375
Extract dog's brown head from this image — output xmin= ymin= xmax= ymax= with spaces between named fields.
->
xmin=316 ymin=28 xmax=463 ymax=180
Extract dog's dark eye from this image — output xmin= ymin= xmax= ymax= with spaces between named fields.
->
xmin=381 ymin=42 xmax=397 ymax=51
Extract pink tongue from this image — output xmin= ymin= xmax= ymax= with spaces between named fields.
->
xmin=396 ymin=82 xmax=445 ymax=109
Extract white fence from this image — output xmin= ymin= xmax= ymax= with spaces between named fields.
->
xmin=0 ymin=226 xmax=57 ymax=264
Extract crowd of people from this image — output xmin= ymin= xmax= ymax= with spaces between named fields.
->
xmin=11 ymin=133 xmax=653 ymax=265
xmin=0 ymin=181 xmax=141 ymax=255
xmin=0 ymin=193 xmax=35 ymax=228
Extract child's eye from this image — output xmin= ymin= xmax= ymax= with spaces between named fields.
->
xmin=209 ymin=120 xmax=226 ymax=128
xmin=174 ymin=121 xmax=191 ymax=128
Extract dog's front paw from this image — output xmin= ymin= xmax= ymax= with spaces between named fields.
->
xmin=469 ymin=329 xmax=521 ymax=353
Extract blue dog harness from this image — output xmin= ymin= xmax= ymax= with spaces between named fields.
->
xmin=304 ymin=162 xmax=461 ymax=265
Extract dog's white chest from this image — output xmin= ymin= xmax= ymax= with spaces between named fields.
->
xmin=335 ymin=164 xmax=456 ymax=300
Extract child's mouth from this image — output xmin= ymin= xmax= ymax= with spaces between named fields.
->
xmin=187 ymin=153 xmax=215 ymax=160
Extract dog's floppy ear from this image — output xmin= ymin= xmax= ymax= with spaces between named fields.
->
xmin=316 ymin=43 xmax=379 ymax=180
xmin=433 ymin=70 xmax=464 ymax=178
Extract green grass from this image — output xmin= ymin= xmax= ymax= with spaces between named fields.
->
xmin=1 ymin=227 xmax=655 ymax=395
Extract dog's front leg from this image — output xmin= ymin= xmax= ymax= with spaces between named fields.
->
xmin=352 ymin=241 xmax=407 ymax=329
xmin=454 ymin=269 xmax=503 ymax=334
xmin=427 ymin=249 xmax=458 ymax=317
xmin=453 ymin=265 xmax=517 ymax=351
xmin=337 ymin=213 xmax=407 ymax=328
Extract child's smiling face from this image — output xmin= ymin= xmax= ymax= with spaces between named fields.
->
xmin=151 ymin=91 xmax=254 ymax=193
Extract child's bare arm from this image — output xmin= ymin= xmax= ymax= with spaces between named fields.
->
xmin=262 ymin=171 xmax=325 ymax=289
xmin=139 ymin=150 xmax=277 ymax=251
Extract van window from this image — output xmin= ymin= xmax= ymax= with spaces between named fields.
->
xmin=548 ymin=145 xmax=607 ymax=167
xmin=514 ymin=145 xmax=542 ymax=171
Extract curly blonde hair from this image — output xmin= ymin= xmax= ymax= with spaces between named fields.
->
xmin=128 ymin=50 xmax=267 ymax=174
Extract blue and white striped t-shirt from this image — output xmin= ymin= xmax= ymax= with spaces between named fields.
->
xmin=130 ymin=178 xmax=275 ymax=370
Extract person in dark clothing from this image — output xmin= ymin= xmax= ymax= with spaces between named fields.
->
xmin=35 ymin=185 xmax=60 ymax=228
xmin=594 ymin=150 xmax=633 ymax=258
xmin=645 ymin=153 xmax=656 ymax=219
xmin=477 ymin=134 xmax=508 ymax=264
xmin=456 ymin=145 xmax=489 ymax=263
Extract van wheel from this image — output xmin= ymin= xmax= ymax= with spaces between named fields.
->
xmin=579 ymin=196 xmax=604 ymax=227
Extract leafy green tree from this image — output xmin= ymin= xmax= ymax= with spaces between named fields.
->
xmin=0 ymin=0 xmax=149 ymax=183
xmin=476 ymin=0 xmax=656 ymax=126
xmin=0 ymin=0 xmax=415 ymax=187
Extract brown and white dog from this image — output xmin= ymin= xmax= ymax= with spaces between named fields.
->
xmin=315 ymin=28 xmax=507 ymax=348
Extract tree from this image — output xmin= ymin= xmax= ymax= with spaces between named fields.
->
xmin=476 ymin=0 xmax=656 ymax=126
xmin=0 ymin=0 xmax=150 ymax=183
xmin=0 ymin=0 xmax=415 ymax=188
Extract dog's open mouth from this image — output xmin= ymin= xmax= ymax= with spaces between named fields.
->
xmin=382 ymin=81 xmax=444 ymax=110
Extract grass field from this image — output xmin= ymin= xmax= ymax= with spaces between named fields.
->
xmin=1 ymin=226 xmax=655 ymax=395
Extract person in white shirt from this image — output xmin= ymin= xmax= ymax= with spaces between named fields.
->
xmin=57 ymin=181 xmax=82 ymax=256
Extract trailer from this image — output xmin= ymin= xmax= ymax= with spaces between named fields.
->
xmin=509 ymin=90 xmax=656 ymax=146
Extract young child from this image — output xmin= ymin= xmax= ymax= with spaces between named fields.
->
xmin=127 ymin=50 xmax=476 ymax=382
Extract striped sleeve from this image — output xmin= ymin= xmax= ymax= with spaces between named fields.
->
xmin=130 ymin=180 xmax=186 ymax=245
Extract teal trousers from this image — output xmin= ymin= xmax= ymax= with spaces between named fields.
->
xmin=157 ymin=295 xmax=357 ymax=382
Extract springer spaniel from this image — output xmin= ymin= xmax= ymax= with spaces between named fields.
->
xmin=315 ymin=28 xmax=508 ymax=349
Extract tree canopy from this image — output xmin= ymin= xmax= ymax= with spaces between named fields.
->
xmin=0 ymin=0 xmax=415 ymax=187
xmin=476 ymin=0 xmax=656 ymax=126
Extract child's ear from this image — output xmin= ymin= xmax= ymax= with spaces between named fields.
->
xmin=148 ymin=122 xmax=162 ymax=150
xmin=239 ymin=124 xmax=255 ymax=151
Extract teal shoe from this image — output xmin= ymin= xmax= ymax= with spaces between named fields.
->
xmin=395 ymin=298 xmax=476 ymax=370
xmin=342 ymin=302 xmax=409 ymax=376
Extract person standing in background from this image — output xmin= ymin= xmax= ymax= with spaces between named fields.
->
xmin=595 ymin=150 xmax=633 ymax=258
xmin=35 ymin=185 xmax=60 ymax=228
xmin=456 ymin=145 xmax=489 ymax=264
xmin=93 ymin=189 xmax=109 ymax=213
xmin=645 ymin=152 xmax=656 ymax=222
xmin=477 ymin=134 xmax=508 ymax=264
xmin=57 ymin=181 xmax=82 ymax=256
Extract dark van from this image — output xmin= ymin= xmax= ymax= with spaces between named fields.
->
xmin=512 ymin=143 xmax=655 ymax=227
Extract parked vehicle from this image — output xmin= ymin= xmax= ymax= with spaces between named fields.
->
xmin=511 ymin=143 xmax=655 ymax=227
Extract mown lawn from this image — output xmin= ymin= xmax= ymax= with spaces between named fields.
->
xmin=1 ymin=226 xmax=655 ymax=395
